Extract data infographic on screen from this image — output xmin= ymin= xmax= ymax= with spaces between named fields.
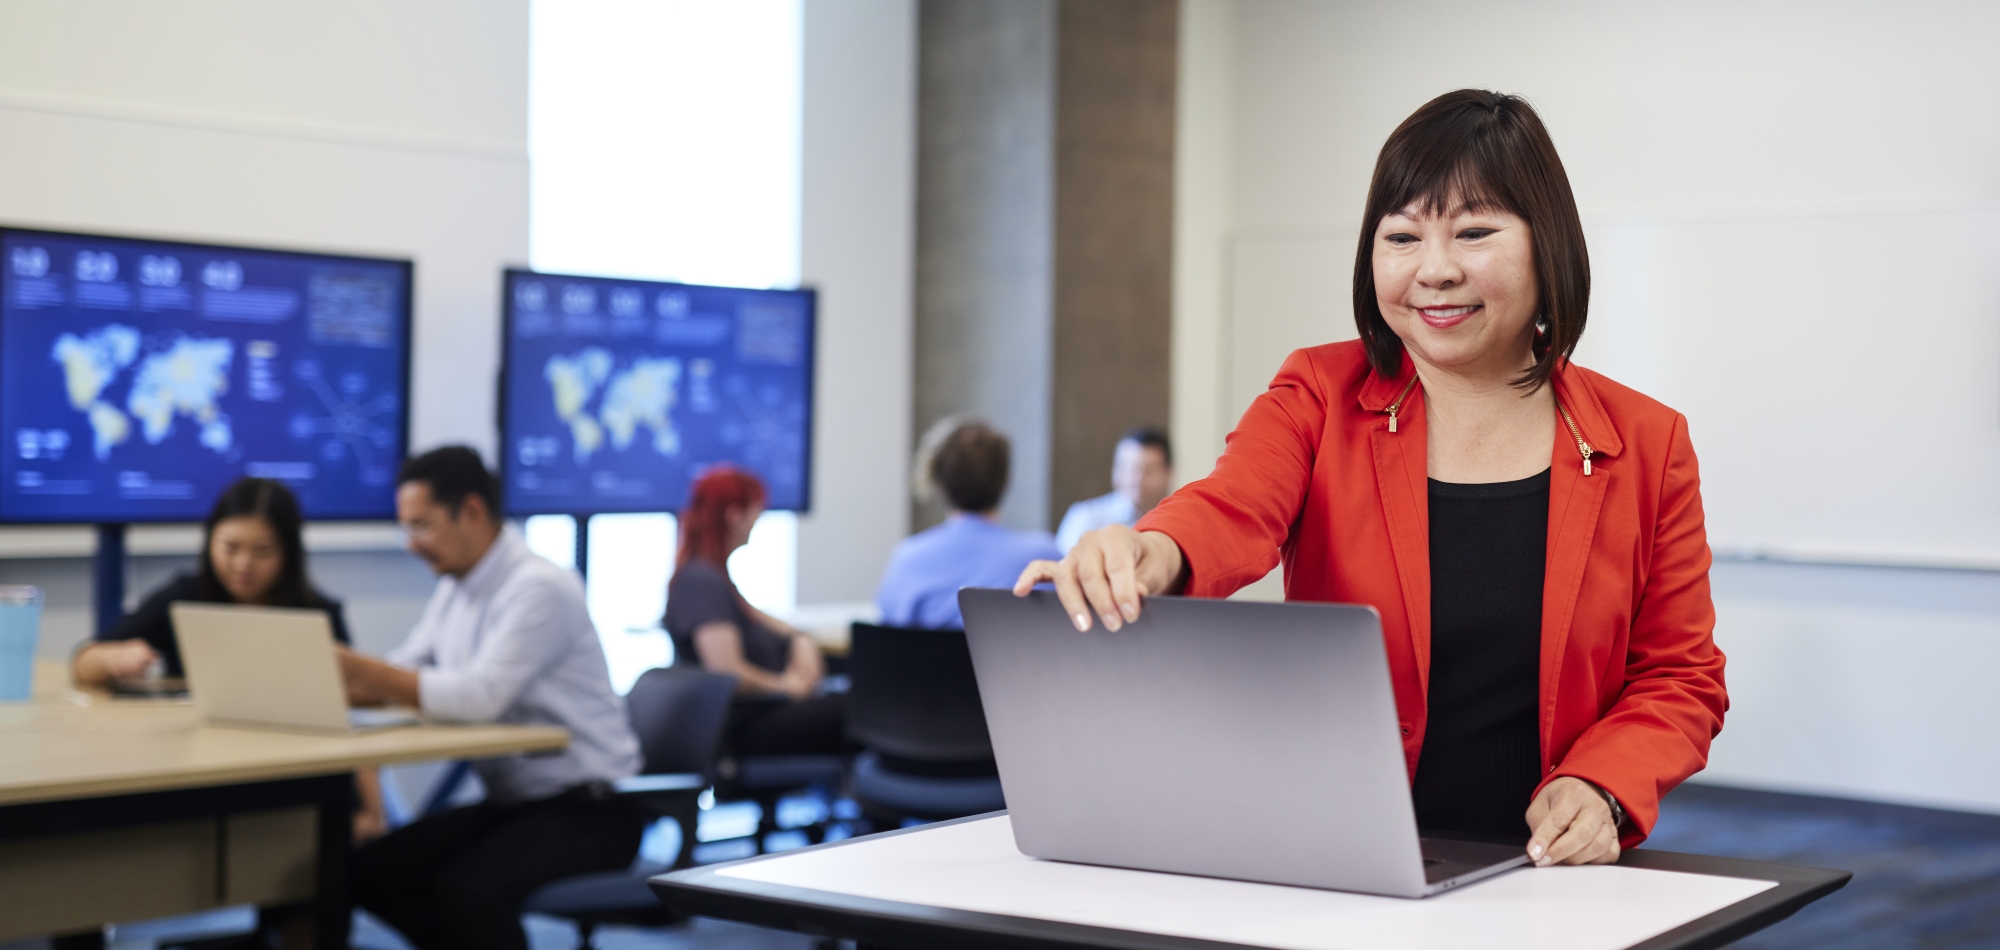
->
xmin=501 ymin=270 xmax=814 ymax=515
xmin=0 ymin=229 xmax=411 ymax=522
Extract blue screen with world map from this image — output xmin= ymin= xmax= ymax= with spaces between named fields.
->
xmin=499 ymin=269 xmax=814 ymax=516
xmin=0 ymin=228 xmax=411 ymax=523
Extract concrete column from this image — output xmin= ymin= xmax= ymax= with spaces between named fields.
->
xmin=1049 ymin=0 xmax=1178 ymax=527
xmin=913 ymin=0 xmax=1176 ymax=533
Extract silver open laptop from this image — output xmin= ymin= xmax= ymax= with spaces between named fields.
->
xmin=171 ymin=602 xmax=419 ymax=734
xmin=957 ymin=588 xmax=1530 ymax=898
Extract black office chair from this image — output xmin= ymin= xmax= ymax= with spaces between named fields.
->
xmin=523 ymin=666 xmax=737 ymax=947
xmin=844 ymin=623 xmax=1004 ymax=824
xmin=712 ymin=699 xmax=850 ymax=851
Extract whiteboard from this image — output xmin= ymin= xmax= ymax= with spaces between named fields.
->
xmin=1578 ymin=203 xmax=2000 ymax=567
xmin=1224 ymin=203 xmax=2000 ymax=568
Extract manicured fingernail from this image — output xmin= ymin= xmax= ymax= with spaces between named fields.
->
xmin=1073 ymin=613 xmax=1090 ymax=632
xmin=1122 ymin=602 xmax=1139 ymax=621
xmin=1528 ymin=843 xmax=1544 ymax=860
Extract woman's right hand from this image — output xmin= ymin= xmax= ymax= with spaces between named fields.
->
xmin=1013 ymin=525 xmax=1186 ymax=632
xmin=75 ymin=639 xmax=160 ymax=684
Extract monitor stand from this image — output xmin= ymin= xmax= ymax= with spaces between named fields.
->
xmin=574 ymin=513 xmax=591 ymax=581
xmin=93 ymin=523 xmax=127 ymax=638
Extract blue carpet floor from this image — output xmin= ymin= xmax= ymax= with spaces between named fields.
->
xmin=1644 ymin=784 xmax=2000 ymax=949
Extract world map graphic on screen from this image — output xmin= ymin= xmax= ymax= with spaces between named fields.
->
xmin=0 ymin=230 xmax=411 ymax=522
xmin=500 ymin=270 xmax=814 ymax=515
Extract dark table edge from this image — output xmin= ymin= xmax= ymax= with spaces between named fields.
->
xmin=649 ymin=812 xmax=1853 ymax=950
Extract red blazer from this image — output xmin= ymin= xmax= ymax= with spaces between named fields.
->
xmin=1136 ymin=340 xmax=1726 ymax=845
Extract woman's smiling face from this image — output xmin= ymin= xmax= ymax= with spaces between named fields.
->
xmin=1371 ymin=197 xmax=1541 ymax=378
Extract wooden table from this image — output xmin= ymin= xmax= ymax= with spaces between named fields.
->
xmin=0 ymin=660 xmax=569 ymax=946
xmin=653 ymin=814 xmax=1852 ymax=950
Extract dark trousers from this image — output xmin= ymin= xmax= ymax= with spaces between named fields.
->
xmin=351 ymin=786 xmax=647 ymax=950
xmin=730 ymin=692 xmax=847 ymax=757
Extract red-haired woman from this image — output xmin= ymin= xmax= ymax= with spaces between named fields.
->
xmin=664 ymin=466 xmax=844 ymax=756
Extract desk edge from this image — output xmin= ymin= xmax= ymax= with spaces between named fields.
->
xmin=0 ymin=728 xmax=568 ymax=807
xmin=647 ymin=816 xmax=1854 ymax=950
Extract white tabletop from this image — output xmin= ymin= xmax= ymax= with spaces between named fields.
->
xmin=718 ymin=816 xmax=1779 ymax=950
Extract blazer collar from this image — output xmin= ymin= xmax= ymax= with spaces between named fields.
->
xmin=1355 ymin=351 xmax=1625 ymax=459
xmin=1550 ymin=361 xmax=1624 ymax=458
xmin=1356 ymin=351 xmax=1419 ymax=412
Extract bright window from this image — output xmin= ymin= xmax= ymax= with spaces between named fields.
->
xmin=527 ymin=0 xmax=803 ymax=690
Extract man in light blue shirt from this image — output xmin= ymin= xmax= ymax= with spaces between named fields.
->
xmin=1054 ymin=427 xmax=1175 ymax=553
xmin=338 ymin=447 xmax=643 ymax=950
xmin=879 ymin=420 xmax=1061 ymax=629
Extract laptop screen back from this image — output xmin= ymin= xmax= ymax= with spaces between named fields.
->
xmin=958 ymin=588 xmax=1430 ymax=897
xmin=172 ymin=602 xmax=349 ymax=731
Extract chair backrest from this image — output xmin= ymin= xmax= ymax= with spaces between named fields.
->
xmin=845 ymin=622 xmax=993 ymax=763
xmin=624 ymin=666 xmax=738 ymax=780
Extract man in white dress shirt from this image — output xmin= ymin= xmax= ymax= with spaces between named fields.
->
xmin=1054 ymin=427 xmax=1175 ymax=553
xmin=339 ymin=446 xmax=643 ymax=950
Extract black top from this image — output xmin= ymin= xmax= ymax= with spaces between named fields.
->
xmin=98 ymin=573 xmax=352 ymax=677
xmin=1412 ymin=468 xmax=1549 ymax=840
xmin=665 ymin=560 xmax=792 ymax=674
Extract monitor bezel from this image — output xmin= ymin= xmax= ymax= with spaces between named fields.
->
xmin=496 ymin=266 xmax=817 ymax=518
xmin=0 ymin=224 xmax=416 ymax=525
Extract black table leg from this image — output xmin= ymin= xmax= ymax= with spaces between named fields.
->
xmin=313 ymin=774 xmax=355 ymax=949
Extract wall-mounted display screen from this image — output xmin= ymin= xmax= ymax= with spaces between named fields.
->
xmin=499 ymin=268 xmax=814 ymax=515
xmin=0 ymin=228 xmax=412 ymax=523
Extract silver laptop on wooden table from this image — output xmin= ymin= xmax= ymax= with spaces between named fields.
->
xmin=957 ymin=588 xmax=1529 ymax=899
xmin=172 ymin=603 xmax=419 ymax=734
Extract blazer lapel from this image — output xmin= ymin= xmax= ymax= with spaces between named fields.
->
xmin=1540 ymin=370 xmax=1617 ymax=766
xmin=1368 ymin=383 xmax=1432 ymax=700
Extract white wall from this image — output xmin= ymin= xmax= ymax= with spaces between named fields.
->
xmin=796 ymin=0 xmax=916 ymax=605
xmin=0 ymin=1 xmax=528 ymax=654
xmin=1170 ymin=0 xmax=1233 ymax=489
xmin=0 ymin=0 xmax=910 ymax=652
xmin=1185 ymin=0 xmax=2000 ymax=568
xmin=0 ymin=0 xmax=529 ymax=461
xmin=1703 ymin=562 xmax=2000 ymax=814
xmin=1177 ymin=0 xmax=2000 ymax=809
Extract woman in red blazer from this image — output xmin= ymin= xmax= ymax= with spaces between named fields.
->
xmin=1017 ymin=90 xmax=1725 ymax=868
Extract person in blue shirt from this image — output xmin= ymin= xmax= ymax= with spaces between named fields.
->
xmin=877 ymin=419 xmax=1061 ymax=629
xmin=1054 ymin=427 xmax=1175 ymax=553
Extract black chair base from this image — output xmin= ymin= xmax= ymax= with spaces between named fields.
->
xmin=525 ymin=866 xmax=692 ymax=947
xmin=849 ymin=749 xmax=1003 ymax=825
xmin=717 ymin=753 xmax=848 ymax=852
xmin=522 ymin=667 xmax=737 ymax=945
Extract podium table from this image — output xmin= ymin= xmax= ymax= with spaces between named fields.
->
xmin=0 ymin=661 xmax=569 ymax=947
xmin=652 ymin=814 xmax=1849 ymax=950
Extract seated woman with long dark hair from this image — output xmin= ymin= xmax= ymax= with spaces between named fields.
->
xmin=72 ymin=476 xmax=388 ymax=841
xmin=664 ymin=466 xmax=844 ymax=757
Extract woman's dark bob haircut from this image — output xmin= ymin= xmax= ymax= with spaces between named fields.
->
xmin=194 ymin=477 xmax=325 ymax=610
xmin=1353 ymin=89 xmax=1588 ymax=390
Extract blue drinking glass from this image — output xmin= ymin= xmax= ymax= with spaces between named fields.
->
xmin=0 ymin=585 xmax=45 ymax=701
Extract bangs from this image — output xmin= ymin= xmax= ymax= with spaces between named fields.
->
xmin=1376 ymin=141 xmax=1519 ymax=223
